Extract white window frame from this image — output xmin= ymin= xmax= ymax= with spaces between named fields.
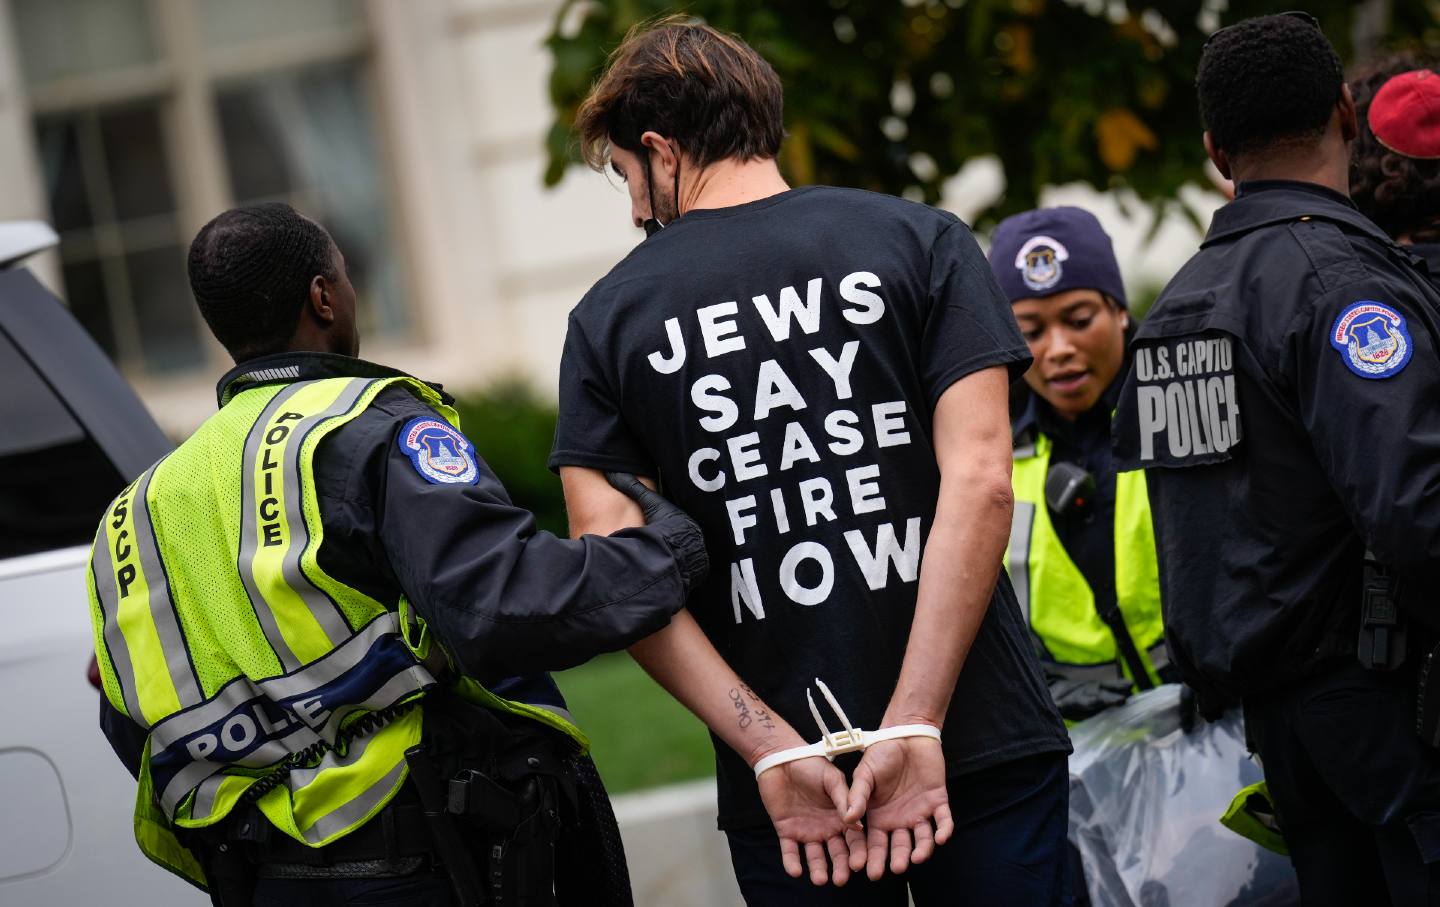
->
xmin=14 ymin=0 xmax=405 ymax=386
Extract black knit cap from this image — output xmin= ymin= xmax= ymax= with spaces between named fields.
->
xmin=187 ymin=202 xmax=336 ymax=360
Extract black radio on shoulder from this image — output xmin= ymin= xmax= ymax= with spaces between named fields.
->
xmin=1045 ymin=462 xmax=1096 ymax=517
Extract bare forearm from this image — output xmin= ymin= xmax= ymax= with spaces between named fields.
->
xmin=629 ymin=611 xmax=805 ymax=766
xmin=560 ymin=466 xmax=806 ymax=764
xmin=884 ymin=474 xmax=1011 ymax=727
xmin=884 ymin=367 xmax=1015 ymax=729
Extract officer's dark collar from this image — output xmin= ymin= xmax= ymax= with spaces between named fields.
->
xmin=1410 ymin=243 xmax=1440 ymax=279
xmin=1011 ymin=372 xmax=1123 ymax=448
xmin=216 ymin=351 xmax=451 ymax=408
xmin=1203 ymin=179 xmax=1393 ymax=250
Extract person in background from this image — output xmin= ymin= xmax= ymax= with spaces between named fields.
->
xmin=988 ymin=207 xmax=1171 ymax=724
xmin=1112 ymin=14 xmax=1440 ymax=903
xmin=550 ymin=17 xmax=1072 ymax=905
xmin=90 ymin=203 xmax=709 ymax=906
xmin=1350 ymin=58 xmax=1440 ymax=280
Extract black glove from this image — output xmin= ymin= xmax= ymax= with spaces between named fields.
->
xmin=605 ymin=472 xmax=709 ymax=593
xmin=1048 ymin=676 xmax=1133 ymax=722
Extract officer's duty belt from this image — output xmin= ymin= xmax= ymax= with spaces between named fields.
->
xmin=236 ymin=793 xmax=437 ymax=879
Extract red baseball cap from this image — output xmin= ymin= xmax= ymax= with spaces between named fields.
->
xmin=1369 ymin=69 xmax=1440 ymax=160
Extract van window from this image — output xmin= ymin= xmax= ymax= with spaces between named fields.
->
xmin=0 ymin=330 xmax=121 ymax=558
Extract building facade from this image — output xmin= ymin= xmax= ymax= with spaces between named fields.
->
xmin=0 ymin=0 xmax=1212 ymax=435
xmin=0 ymin=0 xmax=644 ymax=433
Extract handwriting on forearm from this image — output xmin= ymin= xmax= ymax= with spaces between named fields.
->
xmin=730 ymin=685 xmax=776 ymax=732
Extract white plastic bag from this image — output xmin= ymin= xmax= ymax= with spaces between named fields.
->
xmin=1068 ymin=685 xmax=1299 ymax=907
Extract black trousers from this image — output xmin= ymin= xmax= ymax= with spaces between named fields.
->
xmin=726 ymin=751 xmax=1073 ymax=906
xmin=252 ymin=871 xmax=456 ymax=906
xmin=1244 ymin=662 xmax=1440 ymax=907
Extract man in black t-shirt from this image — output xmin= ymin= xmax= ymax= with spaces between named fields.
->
xmin=549 ymin=20 xmax=1071 ymax=905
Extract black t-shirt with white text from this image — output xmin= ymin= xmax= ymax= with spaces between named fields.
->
xmin=550 ymin=186 xmax=1070 ymax=828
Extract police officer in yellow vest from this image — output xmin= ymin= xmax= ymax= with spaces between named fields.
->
xmin=88 ymin=203 xmax=709 ymax=906
xmin=988 ymin=207 xmax=1171 ymax=721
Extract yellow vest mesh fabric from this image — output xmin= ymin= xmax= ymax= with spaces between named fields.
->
xmin=154 ymin=377 xmax=447 ymax=828
xmin=89 ymin=374 xmax=592 ymax=886
xmin=154 ymin=386 xmax=285 ymax=691
xmin=1007 ymin=433 xmax=1165 ymax=677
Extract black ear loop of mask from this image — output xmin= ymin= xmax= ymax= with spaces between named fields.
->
xmin=641 ymin=144 xmax=681 ymax=238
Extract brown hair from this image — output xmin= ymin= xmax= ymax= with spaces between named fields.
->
xmin=1350 ymin=52 xmax=1440 ymax=244
xmin=574 ymin=16 xmax=784 ymax=171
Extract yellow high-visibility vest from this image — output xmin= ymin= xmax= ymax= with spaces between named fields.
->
xmin=87 ymin=375 xmax=586 ymax=888
xmin=1005 ymin=432 xmax=1166 ymax=688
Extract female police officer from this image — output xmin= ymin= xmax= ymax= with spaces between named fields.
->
xmin=988 ymin=207 xmax=1170 ymax=721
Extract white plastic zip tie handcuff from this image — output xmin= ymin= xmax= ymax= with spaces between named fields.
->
xmin=752 ymin=678 xmax=941 ymax=778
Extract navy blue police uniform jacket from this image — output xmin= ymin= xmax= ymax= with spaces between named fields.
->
xmin=1113 ymin=181 xmax=1440 ymax=710
xmin=101 ymin=351 xmax=705 ymax=776
xmin=1415 ymin=244 xmax=1440 ymax=292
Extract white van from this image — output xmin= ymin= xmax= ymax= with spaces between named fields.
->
xmin=0 ymin=224 xmax=200 ymax=905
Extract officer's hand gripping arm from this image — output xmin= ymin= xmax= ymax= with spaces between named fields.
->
xmin=604 ymin=472 xmax=708 ymax=591
xmin=378 ymin=423 xmax=707 ymax=682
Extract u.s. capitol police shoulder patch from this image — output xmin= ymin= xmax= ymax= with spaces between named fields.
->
xmin=399 ymin=416 xmax=480 ymax=485
xmin=1330 ymin=301 xmax=1412 ymax=379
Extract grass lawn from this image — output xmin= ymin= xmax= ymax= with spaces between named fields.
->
xmin=555 ymin=652 xmax=716 ymax=794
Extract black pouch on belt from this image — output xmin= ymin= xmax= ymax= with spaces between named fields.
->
xmin=1358 ymin=550 xmax=1407 ymax=672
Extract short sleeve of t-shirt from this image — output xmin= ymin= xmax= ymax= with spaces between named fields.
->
xmin=921 ymin=220 xmax=1033 ymax=406
xmin=550 ymin=312 xmax=657 ymax=475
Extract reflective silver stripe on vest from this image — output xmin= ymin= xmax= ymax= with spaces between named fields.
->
xmin=1045 ymin=660 xmax=1127 ymax=684
xmin=1008 ymin=501 xmax=1036 ymax=624
xmin=285 ymin=725 xmax=381 ymax=791
xmin=131 ymin=467 xmax=204 ymax=709
xmin=257 ymin=612 xmax=408 ymax=704
xmin=188 ymin=775 xmax=226 ymax=823
xmin=238 ymin=379 xmax=373 ymax=670
xmin=315 ymin=665 xmax=432 ymax=743
xmin=297 ymin=759 xmax=407 ymax=844
xmin=158 ymin=723 xmax=318 ymax=815
xmin=149 ymin=613 xmax=409 ymax=756
xmin=149 ymin=615 xmax=431 ymax=817
xmin=1044 ymin=642 xmax=1170 ymax=687
xmin=92 ymin=518 xmax=146 ymax=726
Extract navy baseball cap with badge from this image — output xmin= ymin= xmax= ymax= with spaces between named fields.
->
xmin=988 ymin=206 xmax=1127 ymax=307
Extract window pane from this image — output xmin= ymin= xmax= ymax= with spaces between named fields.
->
xmin=60 ymin=260 xmax=116 ymax=359
xmin=198 ymin=0 xmax=361 ymax=49
xmin=12 ymin=0 xmax=157 ymax=87
xmin=0 ymin=331 xmax=122 ymax=558
xmin=99 ymin=105 xmax=176 ymax=222
xmin=125 ymin=246 xmax=204 ymax=373
xmin=215 ymin=91 xmax=295 ymax=201
xmin=216 ymin=61 xmax=408 ymax=340
xmin=34 ymin=118 xmax=93 ymax=233
xmin=33 ymin=101 xmax=198 ymax=376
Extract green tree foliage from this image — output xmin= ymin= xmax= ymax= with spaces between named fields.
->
xmin=544 ymin=0 xmax=1439 ymax=226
